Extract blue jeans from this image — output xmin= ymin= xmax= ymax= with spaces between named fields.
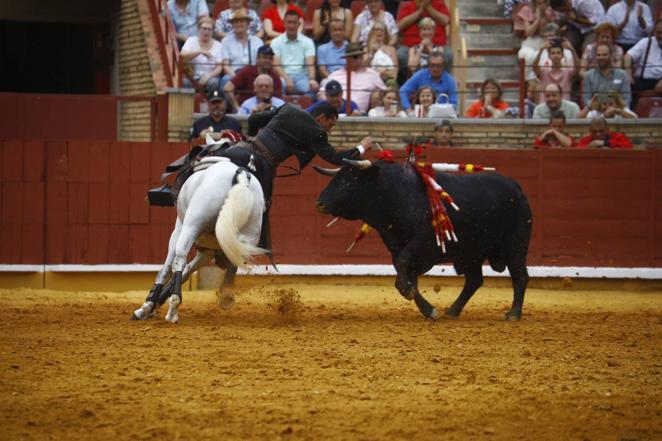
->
xmin=184 ymin=76 xmax=221 ymax=95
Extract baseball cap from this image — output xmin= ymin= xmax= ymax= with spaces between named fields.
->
xmin=325 ymin=80 xmax=343 ymax=97
xmin=207 ymin=89 xmax=225 ymax=102
xmin=257 ymin=45 xmax=274 ymax=56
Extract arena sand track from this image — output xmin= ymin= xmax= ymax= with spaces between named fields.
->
xmin=0 ymin=282 xmax=660 ymax=441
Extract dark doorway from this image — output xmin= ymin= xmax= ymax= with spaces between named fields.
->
xmin=0 ymin=21 xmax=113 ymax=94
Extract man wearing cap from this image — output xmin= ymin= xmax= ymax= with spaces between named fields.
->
xmin=317 ymin=19 xmax=348 ymax=79
xmin=319 ymin=42 xmax=387 ymax=112
xmin=189 ymin=89 xmax=242 ymax=140
xmin=224 ymin=45 xmax=283 ymax=111
xmin=238 ymin=74 xmax=286 ymax=114
xmin=220 ymin=10 xmax=264 ymax=88
xmin=271 ymin=9 xmax=318 ymax=95
xmin=306 ymin=80 xmax=360 ymax=116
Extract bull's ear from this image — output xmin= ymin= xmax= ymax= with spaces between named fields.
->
xmin=312 ymin=165 xmax=340 ymax=176
xmin=343 ymin=158 xmax=372 ymax=169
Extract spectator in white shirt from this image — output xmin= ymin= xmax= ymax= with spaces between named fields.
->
xmin=605 ymin=0 xmax=654 ymax=52
xmin=624 ymin=19 xmax=662 ymax=96
xmin=238 ymin=74 xmax=286 ymax=114
xmin=550 ymin=0 xmax=606 ymax=52
xmin=220 ymin=10 xmax=264 ymax=88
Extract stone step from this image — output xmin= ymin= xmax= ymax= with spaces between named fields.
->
xmin=457 ymin=1 xmax=503 ymax=17
xmin=462 ymin=33 xmax=519 ymax=48
xmin=460 ymin=20 xmax=514 ymax=36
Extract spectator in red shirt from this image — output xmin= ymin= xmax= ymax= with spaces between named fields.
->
xmin=534 ymin=110 xmax=575 ymax=147
xmin=464 ymin=78 xmax=509 ymax=118
xmin=576 ymin=116 xmax=634 ymax=148
xmin=396 ymin=0 xmax=451 ymax=74
xmin=224 ymin=45 xmax=283 ymax=112
xmin=262 ymin=0 xmax=304 ymax=40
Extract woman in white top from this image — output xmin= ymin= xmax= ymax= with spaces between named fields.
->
xmin=364 ymin=21 xmax=398 ymax=85
xmin=368 ymin=88 xmax=408 ymax=117
xmin=180 ymin=17 xmax=224 ymax=94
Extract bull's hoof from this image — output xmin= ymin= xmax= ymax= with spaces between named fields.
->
xmin=443 ymin=308 xmax=460 ymax=320
xmin=504 ymin=311 xmax=522 ymax=321
xmin=427 ymin=308 xmax=439 ymax=321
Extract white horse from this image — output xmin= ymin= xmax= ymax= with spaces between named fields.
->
xmin=132 ymin=157 xmax=266 ymax=323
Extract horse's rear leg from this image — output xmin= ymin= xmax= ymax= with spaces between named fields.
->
xmin=157 ymin=248 xmax=214 ymax=306
xmin=165 ymin=224 xmax=200 ymax=323
xmin=131 ymin=219 xmax=182 ymax=320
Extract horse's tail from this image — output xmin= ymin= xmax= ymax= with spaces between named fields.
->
xmin=215 ymin=170 xmax=266 ymax=269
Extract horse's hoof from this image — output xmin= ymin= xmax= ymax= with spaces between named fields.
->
xmin=130 ymin=302 xmax=155 ymax=321
xmin=165 ymin=296 xmax=181 ymax=324
xmin=217 ymin=291 xmax=235 ymax=310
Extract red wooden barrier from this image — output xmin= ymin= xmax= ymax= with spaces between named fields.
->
xmin=0 ymin=141 xmax=660 ymax=268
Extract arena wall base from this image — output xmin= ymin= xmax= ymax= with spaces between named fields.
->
xmin=0 ymin=265 xmax=659 ymax=292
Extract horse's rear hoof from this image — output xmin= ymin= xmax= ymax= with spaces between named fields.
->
xmin=217 ymin=291 xmax=235 ymax=310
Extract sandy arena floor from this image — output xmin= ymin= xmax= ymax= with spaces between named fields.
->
xmin=0 ymin=281 xmax=660 ymax=441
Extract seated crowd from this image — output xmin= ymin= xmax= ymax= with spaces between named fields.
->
xmin=171 ymin=0 xmax=661 ymax=148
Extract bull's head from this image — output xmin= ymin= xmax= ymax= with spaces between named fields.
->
xmin=314 ymin=159 xmax=380 ymax=220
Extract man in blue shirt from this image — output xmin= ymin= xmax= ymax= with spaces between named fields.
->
xmin=316 ymin=19 xmax=348 ymax=79
xmin=306 ymin=80 xmax=361 ymax=116
xmin=399 ymin=50 xmax=458 ymax=111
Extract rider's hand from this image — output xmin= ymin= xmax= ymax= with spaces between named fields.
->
xmin=360 ymin=136 xmax=373 ymax=152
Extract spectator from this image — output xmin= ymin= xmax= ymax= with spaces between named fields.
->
xmin=407 ymin=17 xmax=444 ymax=74
xmin=624 ymin=19 xmax=662 ymax=96
xmin=190 ymin=89 xmax=242 ymax=140
xmin=214 ymin=0 xmax=264 ymax=40
xmin=168 ymin=0 xmax=209 ymax=48
xmin=308 ymin=80 xmax=361 ymax=115
xmin=579 ymin=92 xmax=637 ymax=118
xmin=368 ymin=88 xmax=408 ymax=117
xmin=429 ymin=119 xmax=454 ymax=147
xmin=525 ymin=78 xmax=541 ymax=117
xmin=533 ymin=37 xmax=579 ymax=101
xmin=503 ymin=0 xmax=532 ymax=19
xmin=181 ymin=17 xmax=224 ymax=95
xmin=534 ymin=110 xmax=575 ymax=147
xmin=262 ymin=0 xmax=304 ymax=40
xmin=312 ymin=0 xmax=353 ymax=45
xmin=465 ymin=78 xmax=509 ymax=118
xmin=579 ymin=22 xmax=625 ymax=77
xmin=516 ymin=0 xmax=556 ymax=77
xmin=364 ymin=21 xmax=399 ymax=86
xmin=220 ymin=11 xmax=264 ymax=87
xmin=238 ymin=74 xmax=286 ymax=114
xmin=224 ymin=45 xmax=283 ymax=111
xmin=605 ymin=0 xmax=654 ymax=52
xmin=397 ymin=0 xmax=450 ymax=74
xmin=549 ymin=0 xmax=606 ymax=52
xmin=351 ymin=0 xmax=398 ymax=46
xmin=399 ymin=50 xmax=457 ymax=111
xmin=533 ymin=82 xmax=581 ymax=118
xmin=317 ymin=19 xmax=348 ymax=79
xmin=320 ymin=42 xmax=387 ymax=112
xmin=576 ymin=115 xmax=634 ymax=148
xmin=520 ymin=22 xmax=576 ymax=81
xmin=582 ymin=43 xmax=632 ymax=106
xmin=271 ymin=10 xmax=318 ymax=95
xmin=408 ymin=85 xmax=436 ymax=117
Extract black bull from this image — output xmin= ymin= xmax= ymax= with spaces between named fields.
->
xmin=315 ymin=161 xmax=533 ymax=320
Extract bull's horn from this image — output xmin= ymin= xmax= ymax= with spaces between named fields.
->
xmin=343 ymin=159 xmax=372 ymax=169
xmin=312 ymin=165 xmax=340 ymax=176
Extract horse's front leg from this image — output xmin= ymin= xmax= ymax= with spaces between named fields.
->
xmin=131 ymin=219 xmax=182 ymax=320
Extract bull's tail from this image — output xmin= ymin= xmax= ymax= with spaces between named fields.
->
xmin=215 ymin=171 xmax=266 ymax=269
